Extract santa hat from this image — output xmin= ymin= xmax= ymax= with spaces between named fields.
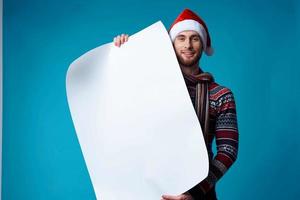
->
xmin=169 ymin=9 xmax=214 ymax=56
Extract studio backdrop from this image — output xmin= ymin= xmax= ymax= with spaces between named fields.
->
xmin=2 ymin=0 xmax=300 ymax=199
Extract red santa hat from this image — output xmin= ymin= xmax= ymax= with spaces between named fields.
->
xmin=169 ymin=9 xmax=214 ymax=56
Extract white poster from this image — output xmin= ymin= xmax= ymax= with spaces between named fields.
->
xmin=66 ymin=21 xmax=208 ymax=200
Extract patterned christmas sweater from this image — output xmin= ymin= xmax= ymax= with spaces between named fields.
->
xmin=183 ymin=72 xmax=239 ymax=196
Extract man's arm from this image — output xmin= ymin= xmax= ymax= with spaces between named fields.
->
xmin=189 ymin=87 xmax=239 ymax=199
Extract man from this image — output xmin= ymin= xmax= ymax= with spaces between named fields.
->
xmin=113 ymin=9 xmax=239 ymax=200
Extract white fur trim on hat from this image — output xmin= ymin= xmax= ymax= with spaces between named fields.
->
xmin=169 ymin=19 xmax=212 ymax=55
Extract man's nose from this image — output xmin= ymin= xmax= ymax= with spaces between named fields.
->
xmin=184 ymin=39 xmax=192 ymax=49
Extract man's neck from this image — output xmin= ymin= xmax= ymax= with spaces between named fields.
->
xmin=180 ymin=63 xmax=201 ymax=76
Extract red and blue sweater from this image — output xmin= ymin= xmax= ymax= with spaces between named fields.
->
xmin=183 ymin=72 xmax=239 ymax=197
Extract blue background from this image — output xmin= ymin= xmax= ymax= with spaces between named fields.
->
xmin=3 ymin=0 xmax=300 ymax=199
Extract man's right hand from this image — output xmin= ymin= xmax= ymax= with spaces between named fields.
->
xmin=113 ymin=34 xmax=129 ymax=47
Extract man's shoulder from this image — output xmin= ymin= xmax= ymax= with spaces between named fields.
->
xmin=209 ymin=82 xmax=234 ymax=101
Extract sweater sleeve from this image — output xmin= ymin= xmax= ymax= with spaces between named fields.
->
xmin=189 ymin=88 xmax=239 ymax=198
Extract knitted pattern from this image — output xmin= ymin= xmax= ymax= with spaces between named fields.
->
xmin=184 ymin=74 xmax=239 ymax=196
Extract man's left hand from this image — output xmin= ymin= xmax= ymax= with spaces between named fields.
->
xmin=161 ymin=194 xmax=193 ymax=200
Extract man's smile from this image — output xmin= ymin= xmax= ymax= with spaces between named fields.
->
xmin=181 ymin=51 xmax=195 ymax=58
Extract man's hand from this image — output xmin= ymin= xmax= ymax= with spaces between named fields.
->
xmin=113 ymin=34 xmax=129 ymax=47
xmin=161 ymin=194 xmax=194 ymax=200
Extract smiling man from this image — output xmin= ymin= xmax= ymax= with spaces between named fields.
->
xmin=173 ymin=30 xmax=203 ymax=69
xmin=114 ymin=9 xmax=239 ymax=200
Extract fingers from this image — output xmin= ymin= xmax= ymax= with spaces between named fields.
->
xmin=113 ymin=35 xmax=120 ymax=47
xmin=161 ymin=195 xmax=181 ymax=200
xmin=113 ymin=34 xmax=129 ymax=47
xmin=161 ymin=194 xmax=190 ymax=200
xmin=120 ymin=34 xmax=126 ymax=44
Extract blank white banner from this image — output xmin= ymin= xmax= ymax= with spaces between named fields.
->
xmin=66 ymin=21 xmax=208 ymax=200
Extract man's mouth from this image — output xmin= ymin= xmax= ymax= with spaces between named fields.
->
xmin=181 ymin=51 xmax=195 ymax=58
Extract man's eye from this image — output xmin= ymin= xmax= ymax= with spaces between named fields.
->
xmin=192 ymin=37 xmax=200 ymax=41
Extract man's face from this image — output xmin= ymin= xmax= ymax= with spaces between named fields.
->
xmin=173 ymin=30 xmax=203 ymax=67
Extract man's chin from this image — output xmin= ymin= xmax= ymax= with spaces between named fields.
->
xmin=176 ymin=54 xmax=201 ymax=67
xmin=179 ymin=58 xmax=198 ymax=67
